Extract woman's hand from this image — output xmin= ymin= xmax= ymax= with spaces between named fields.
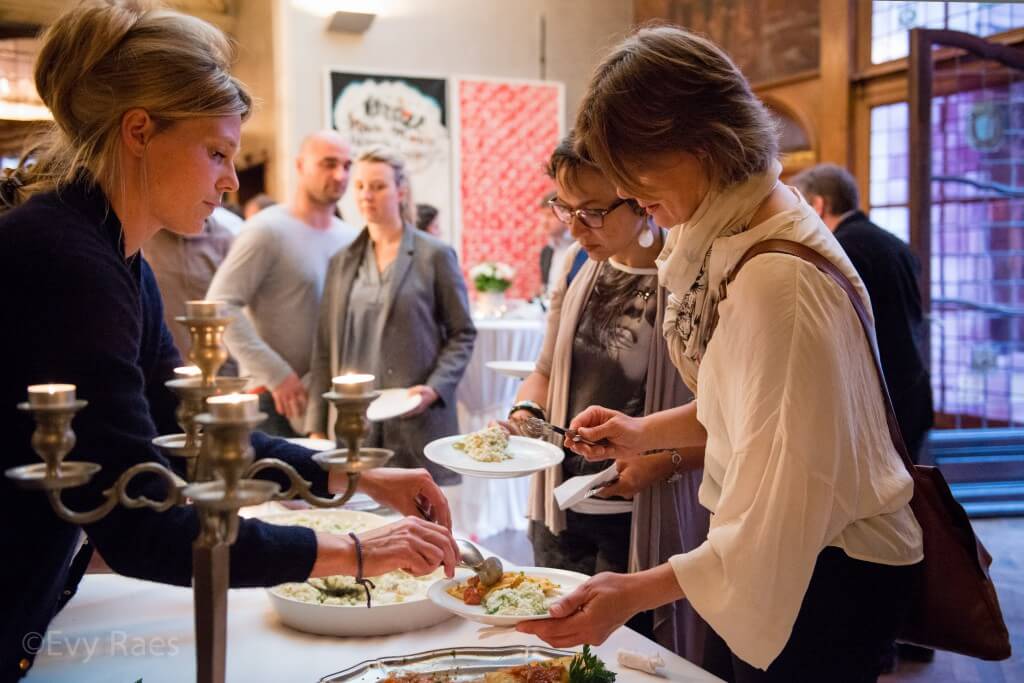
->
xmin=402 ymin=385 xmax=439 ymax=417
xmin=311 ymin=516 xmax=458 ymax=578
xmin=516 ymin=573 xmax=641 ymax=647
xmin=516 ymin=565 xmax=684 ymax=647
xmin=565 ymin=406 xmax=649 ymax=462
xmin=500 ymin=410 xmax=533 ymax=437
xmin=351 ymin=467 xmax=453 ymax=530
xmin=596 ymin=452 xmax=676 ymax=500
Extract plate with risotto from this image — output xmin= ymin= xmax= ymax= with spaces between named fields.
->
xmin=427 ymin=567 xmax=588 ymax=626
xmin=424 ymin=427 xmax=563 ymax=479
xmin=260 ymin=509 xmax=453 ymax=636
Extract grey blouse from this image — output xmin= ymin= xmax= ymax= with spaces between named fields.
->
xmin=340 ymin=239 xmax=393 ymax=377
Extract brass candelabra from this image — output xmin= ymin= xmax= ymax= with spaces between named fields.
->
xmin=5 ymin=299 xmax=392 ymax=683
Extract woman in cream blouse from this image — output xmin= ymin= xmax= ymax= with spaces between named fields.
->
xmin=513 ymin=135 xmax=708 ymax=661
xmin=518 ymin=26 xmax=923 ymax=683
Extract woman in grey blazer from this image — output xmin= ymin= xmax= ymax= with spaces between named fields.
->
xmin=307 ymin=148 xmax=475 ymax=484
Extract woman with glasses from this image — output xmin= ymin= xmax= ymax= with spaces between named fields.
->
xmin=508 ymin=135 xmax=709 ymax=660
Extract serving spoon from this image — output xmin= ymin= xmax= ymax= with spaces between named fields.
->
xmin=414 ymin=493 xmax=504 ymax=587
xmin=456 ymin=538 xmax=504 ymax=587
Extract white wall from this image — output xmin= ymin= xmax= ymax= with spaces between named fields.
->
xmin=274 ymin=0 xmax=633 ymax=199
xmin=233 ymin=0 xmax=279 ymax=197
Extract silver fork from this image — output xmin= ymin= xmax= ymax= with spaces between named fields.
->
xmin=521 ymin=415 xmax=601 ymax=446
xmin=522 ymin=416 xmax=667 ymax=457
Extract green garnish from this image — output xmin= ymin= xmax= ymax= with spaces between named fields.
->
xmin=569 ymin=645 xmax=616 ymax=683
xmin=306 ymin=577 xmax=364 ymax=602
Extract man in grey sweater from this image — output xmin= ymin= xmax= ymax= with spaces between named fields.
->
xmin=207 ymin=130 xmax=358 ymax=436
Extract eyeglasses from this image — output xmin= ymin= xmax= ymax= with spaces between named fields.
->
xmin=548 ymin=197 xmax=628 ymax=229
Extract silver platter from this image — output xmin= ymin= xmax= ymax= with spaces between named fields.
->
xmin=319 ymin=645 xmax=575 ymax=683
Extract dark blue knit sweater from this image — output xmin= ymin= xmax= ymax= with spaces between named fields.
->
xmin=0 ymin=180 xmax=327 ymax=680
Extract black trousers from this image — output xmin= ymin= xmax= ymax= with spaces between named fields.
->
xmin=702 ymin=547 xmax=918 ymax=683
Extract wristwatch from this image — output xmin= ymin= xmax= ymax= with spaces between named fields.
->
xmin=666 ymin=449 xmax=684 ymax=484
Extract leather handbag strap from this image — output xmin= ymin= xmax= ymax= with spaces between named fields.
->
xmin=722 ymin=238 xmax=916 ymax=475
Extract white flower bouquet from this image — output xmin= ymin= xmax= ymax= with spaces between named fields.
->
xmin=470 ymin=262 xmax=515 ymax=293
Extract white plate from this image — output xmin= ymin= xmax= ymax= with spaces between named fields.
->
xmin=428 ymin=566 xmax=589 ymax=626
xmin=260 ymin=509 xmax=453 ymax=636
xmin=367 ymin=388 xmax=422 ymax=421
xmin=423 ymin=435 xmax=563 ymax=479
xmin=485 ymin=360 xmax=536 ymax=379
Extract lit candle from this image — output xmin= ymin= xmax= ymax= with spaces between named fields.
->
xmin=184 ymin=300 xmax=227 ymax=319
xmin=332 ymin=373 xmax=375 ymax=396
xmin=27 ymin=383 xmax=77 ymax=407
xmin=206 ymin=393 xmax=258 ymax=420
xmin=174 ymin=365 xmax=202 ymax=378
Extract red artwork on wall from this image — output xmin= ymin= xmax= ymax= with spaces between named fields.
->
xmin=457 ymin=78 xmax=563 ymax=300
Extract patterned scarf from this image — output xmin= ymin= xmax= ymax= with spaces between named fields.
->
xmin=658 ymin=160 xmax=782 ymax=375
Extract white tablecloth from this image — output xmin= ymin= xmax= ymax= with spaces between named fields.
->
xmin=27 ymin=573 xmax=721 ymax=682
xmin=451 ymin=317 xmax=546 ymax=540
xmin=457 ymin=318 xmax=545 ymax=431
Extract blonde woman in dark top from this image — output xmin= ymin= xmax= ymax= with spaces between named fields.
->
xmin=0 ymin=5 xmax=455 ymax=680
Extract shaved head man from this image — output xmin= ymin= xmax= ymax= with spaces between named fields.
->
xmin=296 ymin=130 xmax=351 ymax=209
xmin=207 ymin=131 xmax=358 ymax=436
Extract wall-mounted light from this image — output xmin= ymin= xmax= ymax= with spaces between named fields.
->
xmin=326 ymin=10 xmax=376 ymax=34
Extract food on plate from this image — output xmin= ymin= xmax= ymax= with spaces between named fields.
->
xmin=379 ymin=646 xmax=615 ymax=683
xmin=268 ymin=511 xmax=379 ymax=535
xmin=452 ymin=425 xmax=512 ymax=462
xmin=567 ymin=647 xmax=617 ymax=683
xmin=380 ymin=674 xmax=456 ymax=683
xmin=276 ymin=569 xmax=443 ymax=606
xmin=267 ymin=512 xmax=442 ymax=606
xmin=446 ymin=571 xmax=561 ymax=615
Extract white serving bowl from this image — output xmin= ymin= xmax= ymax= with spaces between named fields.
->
xmin=259 ymin=509 xmax=453 ymax=636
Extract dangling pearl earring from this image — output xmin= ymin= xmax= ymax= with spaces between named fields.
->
xmin=637 ymin=223 xmax=655 ymax=248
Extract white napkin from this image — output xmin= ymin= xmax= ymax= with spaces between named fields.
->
xmin=553 ymin=464 xmax=619 ymax=510
xmin=617 ymin=650 xmax=665 ymax=675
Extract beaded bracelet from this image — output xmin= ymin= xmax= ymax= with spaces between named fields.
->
xmin=348 ymin=531 xmax=376 ymax=609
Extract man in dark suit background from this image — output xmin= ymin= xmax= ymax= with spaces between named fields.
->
xmin=793 ymin=164 xmax=934 ymax=461
xmin=794 ymin=164 xmax=935 ymax=666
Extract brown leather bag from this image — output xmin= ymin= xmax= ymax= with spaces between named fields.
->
xmin=718 ymin=238 xmax=1011 ymax=661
